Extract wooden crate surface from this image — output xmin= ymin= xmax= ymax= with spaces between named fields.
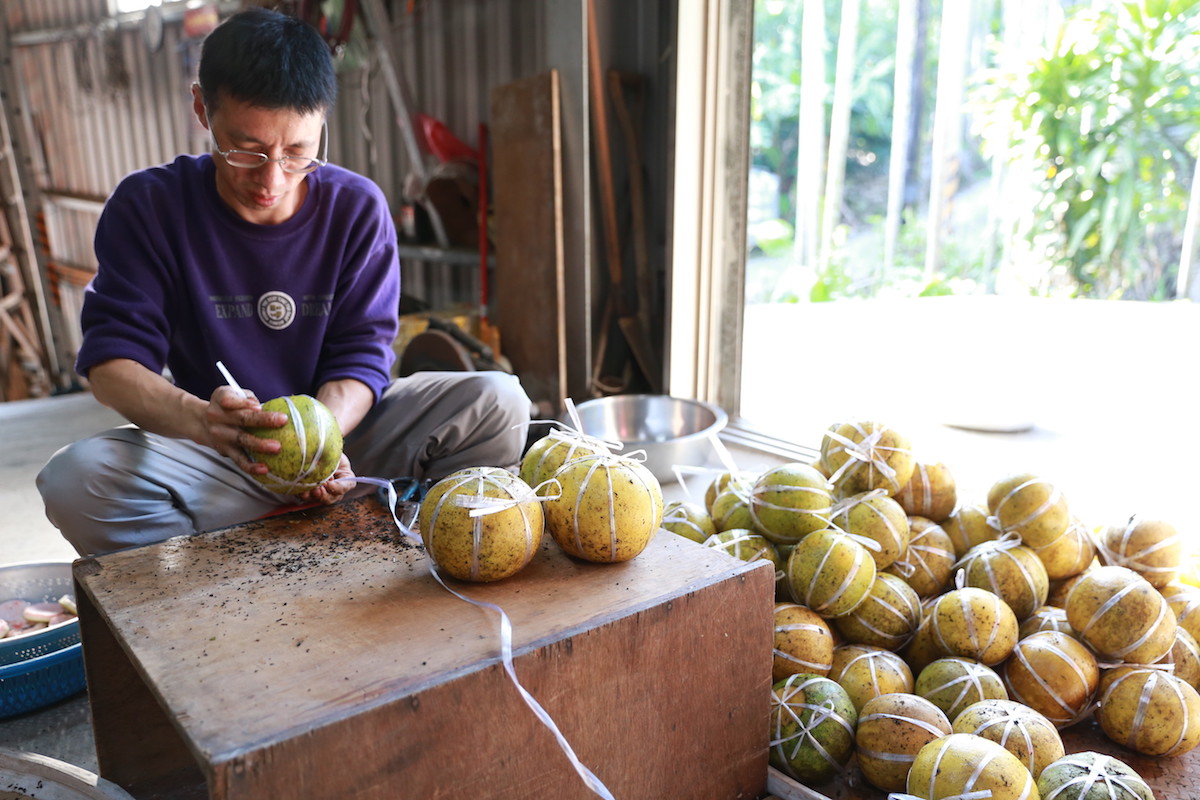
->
xmin=75 ymin=496 xmax=773 ymax=799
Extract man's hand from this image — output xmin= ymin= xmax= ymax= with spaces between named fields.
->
xmin=300 ymin=453 xmax=356 ymax=505
xmin=202 ymin=386 xmax=288 ymax=478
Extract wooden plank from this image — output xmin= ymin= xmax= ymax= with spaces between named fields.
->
xmin=489 ymin=71 xmax=566 ymax=411
xmin=75 ymin=497 xmax=773 ymax=799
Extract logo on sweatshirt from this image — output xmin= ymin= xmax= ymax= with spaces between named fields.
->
xmin=258 ymin=291 xmax=296 ymax=330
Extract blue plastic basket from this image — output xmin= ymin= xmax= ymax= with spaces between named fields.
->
xmin=0 ymin=562 xmax=81 ymax=668
xmin=0 ymin=642 xmax=86 ymax=718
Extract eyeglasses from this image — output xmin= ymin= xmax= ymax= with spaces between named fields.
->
xmin=209 ymin=119 xmax=328 ymax=175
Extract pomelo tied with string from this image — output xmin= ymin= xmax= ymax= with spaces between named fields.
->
xmin=541 ymin=453 xmax=663 ymax=563
xmin=952 ymin=698 xmax=1065 ymax=779
xmin=749 ymin=463 xmax=834 ymax=545
xmin=831 ymin=491 xmax=909 ymax=570
xmin=906 ymin=733 xmax=1037 ymax=800
xmin=854 ymin=692 xmax=951 ymax=793
xmin=785 ymin=528 xmax=876 ymax=618
xmin=1002 ymin=630 xmax=1098 ymax=728
xmin=418 ymin=468 xmax=545 ymax=583
xmin=1095 ymin=667 xmax=1200 ymax=757
xmin=1036 ymin=751 xmax=1156 ymax=800
xmin=244 ymin=394 xmax=343 ymax=494
xmin=820 ymin=420 xmax=915 ymax=497
xmin=519 ymin=427 xmax=609 ymax=489
xmin=769 ymin=673 xmax=858 ymax=784
xmin=1065 ymin=565 xmax=1177 ymax=664
xmin=1097 ymin=516 xmax=1183 ymax=589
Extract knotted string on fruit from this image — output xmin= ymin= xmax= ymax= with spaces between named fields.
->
xmin=1039 ymin=753 xmax=1148 ymax=800
xmin=771 ymin=676 xmax=854 ymax=777
xmin=356 ymin=474 xmax=615 ymax=800
xmin=969 ymin=712 xmax=1040 ymax=775
xmin=558 ymin=451 xmax=657 ymax=561
xmin=823 ymin=424 xmax=911 ymax=491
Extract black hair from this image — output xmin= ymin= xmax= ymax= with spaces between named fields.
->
xmin=198 ymin=7 xmax=337 ymax=115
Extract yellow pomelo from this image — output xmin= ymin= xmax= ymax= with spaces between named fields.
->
xmin=785 ymin=529 xmax=876 ymax=618
xmin=419 ymin=468 xmax=544 ymax=582
xmin=829 ymin=644 xmax=913 ymax=713
xmin=1096 ymin=668 xmax=1200 ymax=757
xmin=1037 ymin=751 xmax=1155 ymax=800
xmin=928 ymin=587 xmax=1019 ymax=666
xmin=1018 ymin=605 xmax=1073 ymax=640
xmin=954 ymin=539 xmax=1049 ymax=621
xmin=952 ymin=698 xmax=1064 ymax=779
xmin=832 ymin=491 xmax=909 ymax=569
xmin=907 ymin=733 xmax=1036 ymax=800
xmin=887 ymin=517 xmax=955 ymax=599
xmin=1097 ymin=517 xmax=1183 ymax=589
xmin=660 ymin=500 xmax=716 ymax=543
xmin=542 ymin=454 xmax=663 ymax=563
xmin=245 ymin=394 xmax=343 ymax=495
xmin=1030 ymin=515 xmax=1096 ymax=581
xmin=519 ymin=431 xmax=608 ymax=489
xmin=915 ymin=657 xmax=1008 ymax=722
xmin=821 ymin=420 xmax=915 ymax=497
xmin=895 ymin=461 xmax=957 ymax=523
xmin=856 ymin=693 xmax=951 ymax=793
xmin=1002 ymin=630 xmax=1098 ymax=728
xmin=772 ymin=603 xmax=834 ymax=681
xmin=942 ymin=503 xmax=1001 ymax=559
xmin=834 ymin=572 xmax=922 ymax=650
xmin=749 ymin=463 xmax=834 ymax=545
xmin=1065 ymin=565 xmax=1176 ymax=663
xmin=987 ymin=472 xmax=1070 ymax=548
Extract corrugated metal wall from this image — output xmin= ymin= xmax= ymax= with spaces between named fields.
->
xmin=2 ymin=0 xmax=551 ymax=381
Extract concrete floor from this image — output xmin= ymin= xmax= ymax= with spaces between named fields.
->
xmin=0 ymin=392 xmax=123 ymax=776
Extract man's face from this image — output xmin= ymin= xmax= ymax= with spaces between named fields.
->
xmin=194 ymin=89 xmax=325 ymax=226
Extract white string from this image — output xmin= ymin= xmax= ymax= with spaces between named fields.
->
xmin=353 ymin=474 xmax=616 ymax=799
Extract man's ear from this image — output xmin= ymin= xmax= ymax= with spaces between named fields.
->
xmin=191 ymin=83 xmax=209 ymax=131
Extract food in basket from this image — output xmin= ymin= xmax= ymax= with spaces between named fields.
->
xmin=541 ymin=453 xmax=663 ymax=563
xmin=1002 ymin=630 xmax=1098 ymax=728
xmin=951 ymin=698 xmax=1064 ymax=779
xmin=418 ymin=468 xmax=544 ymax=582
xmin=1065 ymin=565 xmax=1176 ymax=663
xmin=768 ymin=673 xmax=858 ymax=784
xmin=906 ymin=732 xmax=1036 ymax=800
xmin=1095 ymin=667 xmax=1200 ymax=756
xmin=772 ymin=603 xmax=834 ymax=681
xmin=987 ymin=472 xmax=1070 ymax=548
xmin=1036 ymin=751 xmax=1155 ymax=800
xmin=1096 ymin=517 xmax=1182 ymax=589
xmin=749 ymin=463 xmax=834 ymax=545
xmin=855 ymin=692 xmax=951 ymax=792
xmin=831 ymin=491 xmax=909 ymax=569
xmin=895 ymin=461 xmax=957 ymax=522
xmin=0 ymin=596 xmax=78 ymax=638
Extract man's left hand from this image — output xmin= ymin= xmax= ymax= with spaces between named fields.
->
xmin=300 ymin=454 xmax=356 ymax=505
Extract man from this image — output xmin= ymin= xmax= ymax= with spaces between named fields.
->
xmin=37 ymin=8 xmax=531 ymax=556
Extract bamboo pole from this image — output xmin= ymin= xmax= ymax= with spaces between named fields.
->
xmin=884 ymin=0 xmax=918 ymax=277
xmin=1178 ymin=149 xmax=1200 ymax=301
xmin=924 ymin=0 xmax=972 ymax=283
xmin=819 ymin=0 xmax=860 ymax=276
xmin=793 ymin=0 xmax=826 ymax=276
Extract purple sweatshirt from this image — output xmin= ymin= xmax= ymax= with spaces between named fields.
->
xmin=77 ymin=154 xmax=399 ymax=403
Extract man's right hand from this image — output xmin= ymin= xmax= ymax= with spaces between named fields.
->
xmin=204 ymin=387 xmax=288 ymax=477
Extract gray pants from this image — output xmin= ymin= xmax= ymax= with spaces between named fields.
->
xmin=37 ymin=371 xmax=532 ymax=556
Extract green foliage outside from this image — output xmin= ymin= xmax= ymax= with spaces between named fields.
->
xmin=749 ymin=0 xmax=1200 ymax=303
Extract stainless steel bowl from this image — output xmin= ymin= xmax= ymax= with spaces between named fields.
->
xmin=572 ymin=395 xmax=729 ymax=483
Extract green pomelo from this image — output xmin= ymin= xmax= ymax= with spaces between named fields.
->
xmin=245 ymin=395 xmax=342 ymax=495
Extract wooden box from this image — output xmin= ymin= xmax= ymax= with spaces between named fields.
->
xmin=73 ymin=496 xmax=774 ymax=800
